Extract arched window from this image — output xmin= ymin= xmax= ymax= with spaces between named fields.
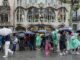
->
xmin=0 ymin=14 xmax=8 ymax=22
xmin=16 ymin=7 xmax=24 ymax=22
xmin=72 ymin=8 xmax=80 ymax=21
xmin=27 ymin=7 xmax=55 ymax=22
xmin=58 ymin=7 xmax=67 ymax=22
xmin=27 ymin=7 xmax=38 ymax=22
xmin=45 ymin=7 xmax=55 ymax=22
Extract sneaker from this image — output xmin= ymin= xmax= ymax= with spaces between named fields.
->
xmin=11 ymin=51 xmax=14 ymax=55
xmin=76 ymin=52 xmax=80 ymax=55
xmin=63 ymin=52 xmax=66 ymax=55
xmin=45 ymin=52 xmax=49 ymax=56
xmin=71 ymin=52 xmax=75 ymax=54
xmin=3 ymin=56 xmax=8 ymax=58
xmin=59 ymin=53 xmax=63 ymax=56
xmin=65 ymin=51 xmax=68 ymax=54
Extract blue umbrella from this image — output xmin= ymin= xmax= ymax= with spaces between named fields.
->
xmin=37 ymin=30 xmax=48 ymax=33
xmin=63 ymin=27 xmax=72 ymax=32
xmin=64 ymin=29 xmax=72 ymax=32
xmin=25 ymin=31 xmax=35 ymax=35
xmin=59 ymin=27 xmax=72 ymax=34
xmin=17 ymin=32 xmax=25 ymax=38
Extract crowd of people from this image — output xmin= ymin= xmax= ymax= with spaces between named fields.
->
xmin=0 ymin=28 xmax=80 ymax=58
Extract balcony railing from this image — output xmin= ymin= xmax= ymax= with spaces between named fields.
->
xmin=0 ymin=22 xmax=12 ymax=26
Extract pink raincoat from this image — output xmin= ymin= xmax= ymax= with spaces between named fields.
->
xmin=45 ymin=40 xmax=52 ymax=56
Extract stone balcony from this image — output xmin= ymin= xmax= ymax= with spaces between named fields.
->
xmin=0 ymin=22 xmax=13 ymax=27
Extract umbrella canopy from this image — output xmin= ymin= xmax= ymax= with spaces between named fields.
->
xmin=0 ymin=28 xmax=12 ymax=36
xmin=45 ymin=33 xmax=50 ymax=37
xmin=17 ymin=32 xmax=25 ymax=38
xmin=37 ymin=30 xmax=48 ymax=33
xmin=59 ymin=27 xmax=72 ymax=33
xmin=76 ymin=30 xmax=80 ymax=33
xmin=25 ymin=31 xmax=35 ymax=35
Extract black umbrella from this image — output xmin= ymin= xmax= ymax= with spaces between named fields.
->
xmin=76 ymin=30 xmax=80 ymax=33
xmin=59 ymin=27 xmax=72 ymax=33
xmin=17 ymin=32 xmax=25 ymax=38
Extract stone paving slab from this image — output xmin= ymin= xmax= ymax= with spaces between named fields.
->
xmin=0 ymin=51 xmax=80 ymax=60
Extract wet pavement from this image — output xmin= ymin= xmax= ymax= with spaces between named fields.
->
xmin=0 ymin=50 xmax=80 ymax=60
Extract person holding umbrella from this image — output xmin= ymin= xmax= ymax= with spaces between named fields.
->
xmin=0 ymin=27 xmax=13 ymax=58
xmin=59 ymin=31 xmax=67 ymax=56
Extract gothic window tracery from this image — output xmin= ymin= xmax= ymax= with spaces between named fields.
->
xmin=16 ymin=8 xmax=24 ymax=22
xmin=58 ymin=7 xmax=66 ymax=22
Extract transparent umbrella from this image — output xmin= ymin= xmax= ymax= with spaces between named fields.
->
xmin=0 ymin=27 xmax=12 ymax=36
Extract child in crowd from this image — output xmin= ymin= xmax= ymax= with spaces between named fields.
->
xmin=45 ymin=39 xmax=53 ymax=56
xmin=12 ymin=34 xmax=18 ymax=52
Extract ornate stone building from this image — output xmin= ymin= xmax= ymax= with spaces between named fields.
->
xmin=0 ymin=0 xmax=80 ymax=31
xmin=14 ymin=0 xmax=71 ymax=31
xmin=0 ymin=0 xmax=14 ymax=30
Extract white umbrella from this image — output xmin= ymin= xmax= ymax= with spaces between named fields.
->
xmin=59 ymin=27 xmax=72 ymax=30
xmin=0 ymin=28 xmax=12 ymax=36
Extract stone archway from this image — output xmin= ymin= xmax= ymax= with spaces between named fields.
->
xmin=15 ymin=24 xmax=26 ymax=31
xmin=27 ymin=24 xmax=54 ymax=32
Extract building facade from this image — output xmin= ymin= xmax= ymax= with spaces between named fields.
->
xmin=0 ymin=0 xmax=80 ymax=31
xmin=70 ymin=0 xmax=80 ymax=31
xmin=0 ymin=0 xmax=14 ymax=30
xmin=14 ymin=0 xmax=71 ymax=31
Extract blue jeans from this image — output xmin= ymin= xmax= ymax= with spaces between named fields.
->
xmin=12 ymin=44 xmax=16 ymax=52
xmin=27 ymin=41 xmax=33 ymax=50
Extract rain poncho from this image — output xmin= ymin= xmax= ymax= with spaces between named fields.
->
xmin=36 ymin=35 xmax=42 ymax=46
xmin=67 ymin=33 xmax=80 ymax=50
xmin=52 ymin=29 xmax=59 ymax=46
